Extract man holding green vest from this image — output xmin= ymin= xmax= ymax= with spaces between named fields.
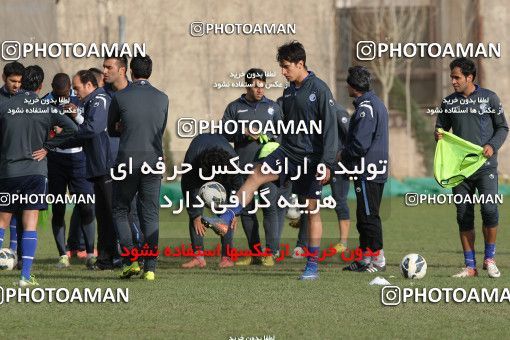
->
xmin=435 ymin=57 xmax=508 ymax=278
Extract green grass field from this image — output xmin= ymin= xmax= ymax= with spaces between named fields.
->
xmin=1 ymin=197 xmax=509 ymax=339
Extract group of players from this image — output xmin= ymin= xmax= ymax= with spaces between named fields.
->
xmin=0 ymin=55 xmax=168 ymax=286
xmin=185 ymin=44 xmax=506 ymax=281
xmin=0 ymin=40 xmax=504 ymax=284
xmin=184 ymin=41 xmax=390 ymax=280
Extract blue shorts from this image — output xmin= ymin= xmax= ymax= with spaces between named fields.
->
xmin=0 ymin=175 xmax=49 ymax=212
xmin=261 ymin=147 xmax=322 ymax=199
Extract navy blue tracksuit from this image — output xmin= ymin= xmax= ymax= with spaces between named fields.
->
xmin=341 ymin=91 xmax=389 ymax=252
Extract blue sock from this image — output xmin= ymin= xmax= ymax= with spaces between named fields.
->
xmin=21 ymin=230 xmax=38 ymax=279
xmin=484 ymin=243 xmax=496 ymax=260
xmin=0 ymin=227 xmax=4 ymax=248
xmin=464 ymin=250 xmax=476 ymax=269
xmin=9 ymin=221 xmax=17 ymax=251
xmin=219 ymin=204 xmax=243 ymax=225
xmin=307 ymin=246 xmax=320 ymax=265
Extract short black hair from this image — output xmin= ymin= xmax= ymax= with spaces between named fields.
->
xmin=88 ymin=67 xmax=103 ymax=84
xmin=21 ymin=65 xmax=44 ymax=91
xmin=198 ymin=147 xmax=236 ymax=189
xmin=75 ymin=70 xmax=98 ymax=88
xmin=277 ymin=41 xmax=306 ymax=67
xmin=244 ymin=68 xmax=266 ymax=85
xmin=88 ymin=67 xmax=102 ymax=76
xmin=347 ymin=66 xmax=371 ymax=93
xmin=51 ymin=73 xmax=71 ymax=91
xmin=3 ymin=61 xmax=25 ymax=78
xmin=130 ymin=55 xmax=152 ymax=79
xmin=105 ymin=55 xmax=128 ymax=71
xmin=450 ymin=57 xmax=476 ymax=81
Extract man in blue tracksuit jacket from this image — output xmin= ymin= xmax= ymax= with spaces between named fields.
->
xmin=42 ymin=73 xmax=96 ymax=268
xmin=341 ymin=66 xmax=389 ymax=273
xmin=64 ymin=69 xmax=117 ymax=269
xmin=221 ymin=68 xmax=284 ymax=265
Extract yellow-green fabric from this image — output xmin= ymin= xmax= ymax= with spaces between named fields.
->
xmin=434 ymin=128 xmax=487 ymax=188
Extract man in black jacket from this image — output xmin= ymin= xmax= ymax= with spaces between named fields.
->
xmin=108 ymin=55 xmax=169 ymax=280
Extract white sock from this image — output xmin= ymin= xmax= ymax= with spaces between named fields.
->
xmin=372 ymin=249 xmax=386 ymax=267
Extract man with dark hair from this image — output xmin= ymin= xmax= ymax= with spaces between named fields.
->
xmin=0 ymin=65 xmax=77 ymax=286
xmin=0 ymin=61 xmax=25 ymax=256
xmin=65 ymin=69 xmax=117 ymax=270
xmin=42 ymin=73 xmax=96 ymax=269
xmin=435 ymin=57 xmax=508 ymax=278
xmin=221 ymin=68 xmax=283 ymax=267
xmin=180 ymin=134 xmax=242 ymax=269
xmin=341 ymin=66 xmax=389 ymax=273
xmin=103 ymin=56 xmax=129 ymax=97
xmin=89 ymin=68 xmax=104 ymax=88
xmin=0 ymin=61 xmax=25 ymax=105
xmin=276 ymin=41 xmax=307 ymax=67
xmin=102 ymin=56 xmax=142 ymax=263
xmin=129 ymin=56 xmax=152 ymax=79
xmin=108 ymin=55 xmax=169 ymax=280
xmin=203 ymin=41 xmax=338 ymax=280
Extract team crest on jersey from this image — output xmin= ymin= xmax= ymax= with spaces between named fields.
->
xmin=479 ymin=103 xmax=487 ymax=115
xmin=341 ymin=117 xmax=348 ymax=124
xmin=268 ymin=106 xmax=274 ymax=115
xmin=329 ymin=99 xmax=334 ymax=106
xmin=309 ymin=93 xmax=316 ymax=102
xmin=359 ymin=111 xmax=366 ymax=118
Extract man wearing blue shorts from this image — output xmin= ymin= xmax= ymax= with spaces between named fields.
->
xmin=0 ymin=65 xmax=77 ymax=286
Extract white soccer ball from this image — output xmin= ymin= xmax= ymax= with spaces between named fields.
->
xmin=286 ymin=194 xmax=302 ymax=220
xmin=0 ymin=248 xmax=17 ymax=270
xmin=400 ymin=253 xmax=427 ymax=279
xmin=199 ymin=181 xmax=227 ymax=208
